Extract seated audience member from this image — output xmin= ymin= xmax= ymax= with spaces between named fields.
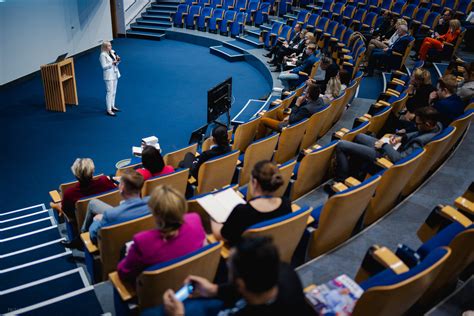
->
xmin=50 ymin=158 xmax=116 ymax=241
xmin=338 ymin=69 xmax=351 ymax=91
xmin=137 ymin=146 xmax=174 ymax=181
xmin=366 ymin=24 xmax=411 ymax=76
xmin=416 ymin=19 xmax=461 ymax=61
xmin=117 ymin=185 xmax=206 ymax=284
xmin=365 ymin=17 xmax=405 ymax=59
xmin=211 ymin=161 xmax=292 ymax=246
xmin=270 ymin=29 xmax=308 ymax=70
xmin=313 ymin=56 xmax=339 ymax=92
xmin=161 ymin=237 xmax=312 ymax=316
xmin=362 ymin=11 xmax=395 ymax=43
xmin=265 ymin=23 xmax=302 ymax=61
xmin=321 ymin=76 xmax=342 ymax=104
xmin=180 ymin=125 xmax=231 ymax=180
xmin=278 ymin=44 xmax=318 ymax=90
xmin=429 ymin=74 xmax=466 ymax=126
xmin=458 ymin=62 xmax=474 ymax=103
xmin=334 ymin=107 xmax=442 ymax=181
xmin=258 ymin=83 xmax=325 ymax=134
xmin=78 ymin=170 xmax=151 ymax=245
xmin=406 ymin=68 xmax=436 ymax=112
xmin=280 ymin=32 xmax=316 ymax=72
xmin=413 ymin=9 xmax=453 ymax=53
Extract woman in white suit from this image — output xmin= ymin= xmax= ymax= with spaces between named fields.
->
xmin=100 ymin=41 xmax=121 ymax=116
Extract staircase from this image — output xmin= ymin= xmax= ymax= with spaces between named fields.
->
xmin=0 ymin=204 xmax=103 ymax=315
xmin=127 ymin=1 xmax=180 ymax=40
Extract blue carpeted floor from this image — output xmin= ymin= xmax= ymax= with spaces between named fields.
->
xmin=0 ymin=38 xmax=271 ymax=211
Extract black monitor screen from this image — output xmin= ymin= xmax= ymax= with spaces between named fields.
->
xmin=207 ymin=77 xmax=232 ymax=123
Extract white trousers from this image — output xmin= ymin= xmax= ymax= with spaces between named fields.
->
xmin=105 ymin=79 xmax=118 ymax=112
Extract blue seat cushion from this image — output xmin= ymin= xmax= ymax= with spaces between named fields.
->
xmin=359 ymin=247 xmax=449 ymax=290
xmin=417 ymin=222 xmax=472 ymax=259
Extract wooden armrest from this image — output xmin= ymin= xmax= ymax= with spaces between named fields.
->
xmin=334 ymin=128 xmax=349 ymax=139
xmin=455 ymin=197 xmax=474 ymax=215
xmin=392 ymin=51 xmax=403 ymax=57
xmin=377 ymin=100 xmax=391 ymax=106
xmin=439 ymin=205 xmax=472 ymax=227
xmin=344 ymin=177 xmax=361 ymax=187
xmin=291 ymin=203 xmax=301 ymax=212
xmin=207 ymin=234 xmax=218 ymax=243
xmin=343 ymin=55 xmax=352 ymax=60
xmin=393 ymin=70 xmax=406 ymax=76
xmin=341 ymin=48 xmax=350 ymax=53
xmin=216 ymin=18 xmax=222 ymax=21
xmin=109 ymin=271 xmax=136 ymax=301
xmin=188 ymin=176 xmax=197 ymax=185
xmin=363 ymin=113 xmax=373 ymax=119
xmin=420 ymin=25 xmax=430 ymax=29
xmin=357 ymin=115 xmax=370 ymax=122
xmin=298 ymin=71 xmax=309 ymax=76
xmin=332 ymin=182 xmax=348 ymax=192
xmin=240 ymin=7 xmax=246 ymax=11
xmin=194 ymin=152 xmax=200 ymax=157
xmin=207 ymin=234 xmax=230 ymax=258
xmin=337 ymin=43 xmax=345 ymax=47
xmin=182 ymin=12 xmax=189 ymax=16
xmin=49 ymin=190 xmax=62 ymax=203
xmin=282 ymin=91 xmax=291 ymax=96
xmin=386 ymin=88 xmax=400 ymax=96
xmin=271 ymin=99 xmax=282 ymax=105
xmin=376 ymin=157 xmax=394 ymax=168
xmin=81 ymin=232 xmax=99 ymax=254
xmin=391 ymin=78 xmax=405 ymax=85
xmin=343 ymin=62 xmax=354 ymax=67
xmin=323 ymin=32 xmax=331 ymax=37
xmin=373 ymin=246 xmax=409 ymax=275
xmin=385 ymin=90 xmax=399 ymax=97
xmin=362 ymin=23 xmax=369 ymax=28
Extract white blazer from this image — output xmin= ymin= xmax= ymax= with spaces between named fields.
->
xmin=100 ymin=50 xmax=121 ymax=81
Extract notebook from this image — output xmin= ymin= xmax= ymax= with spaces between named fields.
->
xmin=197 ymin=188 xmax=246 ymax=223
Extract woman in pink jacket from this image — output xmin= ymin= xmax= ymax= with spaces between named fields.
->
xmin=117 ymin=185 xmax=206 ymax=284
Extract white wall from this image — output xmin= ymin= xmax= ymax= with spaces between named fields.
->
xmin=0 ymin=0 xmax=113 ymax=85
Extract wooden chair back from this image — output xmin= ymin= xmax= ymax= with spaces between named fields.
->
xmin=341 ymin=121 xmax=370 ymax=142
xmin=400 ymin=39 xmax=415 ymax=70
xmin=438 ymin=110 xmax=473 ymax=164
xmin=273 ymin=119 xmax=308 ymax=164
xmin=163 ymin=143 xmax=198 ymax=169
xmin=262 ymin=93 xmax=297 ymax=121
xmin=98 ymin=215 xmax=155 ymax=280
xmin=417 ymin=228 xmax=474 ymax=306
xmin=239 ymin=134 xmax=279 ymax=186
xmin=197 ymin=150 xmax=240 ymax=195
xmin=390 ymin=92 xmax=408 ymax=114
xmin=243 ymin=207 xmax=313 ymax=262
xmin=319 ymin=94 xmax=345 ymax=137
xmin=202 ymin=130 xmax=233 ymax=152
xmin=308 ymin=175 xmax=381 ymax=259
xmin=141 ymin=169 xmax=189 ymax=197
xmin=300 ymin=105 xmax=331 ymax=150
xmin=75 ymin=189 xmax=122 ymax=232
xmin=332 ymin=90 xmax=349 ymax=124
xmin=402 ymin=126 xmax=456 ymax=197
xmin=137 ymin=242 xmax=223 ymax=308
xmin=364 ymin=149 xmax=425 ymax=226
xmin=353 ymin=248 xmax=451 ymax=316
xmin=291 ymin=141 xmax=338 ymax=200
xmin=232 ymin=117 xmax=261 ymax=152
xmin=367 ymin=106 xmax=392 ymax=137
xmin=59 ymin=174 xmax=104 ymax=197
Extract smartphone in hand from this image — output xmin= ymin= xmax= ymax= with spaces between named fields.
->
xmin=175 ymin=283 xmax=194 ymax=302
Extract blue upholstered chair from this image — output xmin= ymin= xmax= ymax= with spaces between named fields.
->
xmin=172 ymin=4 xmax=189 ymax=27
xmin=196 ymin=6 xmax=213 ymax=31
xmin=207 ymin=8 xmax=225 ymax=32
xmin=304 ymin=13 xmax=319 ymax=31
xmin=219 ymin=10 xmax=237 ymax=35
xmin=253 ymin=1 xmax=270 ymax=25
xmin=183 ymin=5 xmax=202 ymax=29
xmin=230 ymin=11 xmax=247 ymax=37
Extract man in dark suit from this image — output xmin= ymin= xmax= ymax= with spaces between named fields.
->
xmin=265 ymin=23 xmax=302 ymax=61
xmin=429 ymin=74 xmax=466 ymax=127
xmin=366 ymin=24 xmax=411 ymax=76
xmin=278 ymin=44 xmax=318 ymax=90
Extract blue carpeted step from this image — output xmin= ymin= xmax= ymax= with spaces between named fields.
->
xmin=136 ymin=18 xmax=172 ymax=27
xmin=210 ymin=45 xmax=246 ymax=62
xmin=0 ymin=210 xmax=50 ymax=229
xmin=268 ymin=16 xmax=286 ymax=24
xmin=259 ymin=23 xmax=272 ymax=31
xmin=0 ymin=205 xmax=45 ymax=221
xmin=1 ymin=226 xmax=61 ymax=254
xmin=126 ymin=30 xmax=166 ymax=41
xmin=155 ymin=0 xmax=180 ymax=4
xmin=236 ymin=35 xmax=264 ymax=48
xmin=224 ymin=40 xmax=258 ymax=52
xmin=1 ymin=240 xmax=65 ymax=270
xmin=151 ymin=3 xmax=178 ymax=10
xmin=0 ymin=254 xmax=76 ymax=290
xmin=19 ymin=287 xmax=102 ymax=316
xmin=244 ymin=27 xmax=261 ymax=38
xmin=141 ymin=13 xmax=173 ymax=22
xmin=147 ymin=8 xmax=174 ymax=15
xmin=232 ymin=99 xmax=267 ymax=123
xmin=1 ymin=217 xmax=53 ymax=240
xmin=1 ymin=269 xmax=87 ymax=314
xmin=130 ymin=23 xmax=169 ymax=33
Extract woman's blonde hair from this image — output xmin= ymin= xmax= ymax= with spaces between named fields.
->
xmin=449 ymin=19 xmax=461 ymax=31
xmin=71 ymin=158 xmax=95 ymax=184
xmin=326 ymin=76 xmax=342 ymax=98
xmin=101 ymin=41 xmax=111 ymax=52
xmin=148 ymin=185 xmax=187 ymax=239
xmin=413 ymin=68 xmax=432 ymax=85
xmin=305 ymin=32 xmax=316 ymax=44
xmin=396 ymin=19 xmax=408 ymax=27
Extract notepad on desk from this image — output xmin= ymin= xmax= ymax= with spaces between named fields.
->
xmin=379 ymin=135 xmax=402 ymax=150
xmin=197 ymin=188 xmax=246 ymax=223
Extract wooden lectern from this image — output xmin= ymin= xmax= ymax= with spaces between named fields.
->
xmin=40 ymin=58 xmax=78 ymax=112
